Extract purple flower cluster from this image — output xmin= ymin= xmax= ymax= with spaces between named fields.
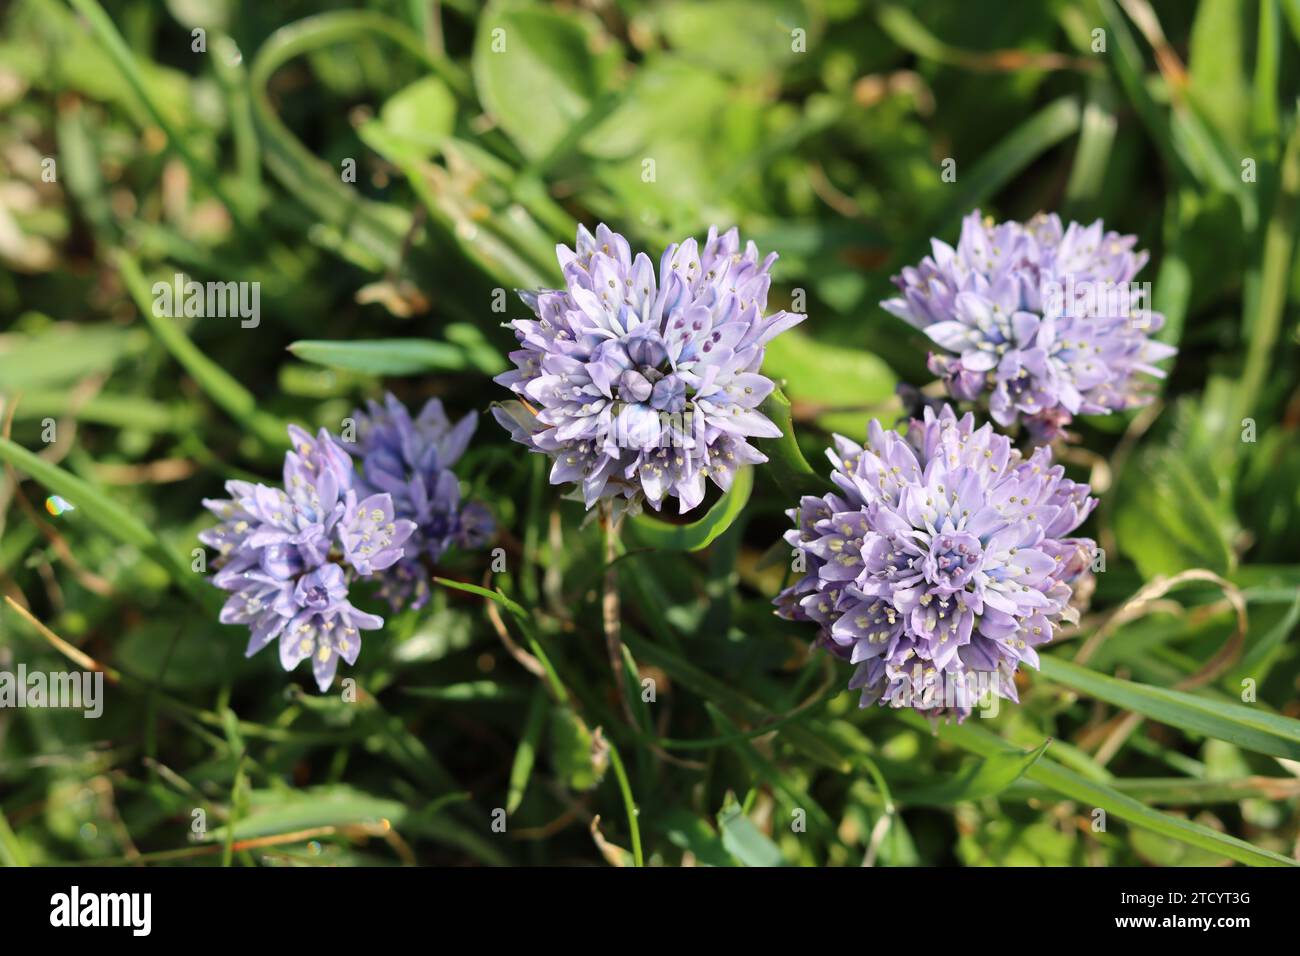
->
xmin=201 ymin=397 xmax=491 ymax=689
xmin=775 ymin=405 xmax=1096 ymax=720
xmin=200 ymin=426 xmax=415 ymax=691
xmin=494 ymin=224 xmax=803 ymax=512
xmin=883 ymin=210 xmax=1177 ymax=440
xmin=342 ymin=394 xmax=494 ymax=610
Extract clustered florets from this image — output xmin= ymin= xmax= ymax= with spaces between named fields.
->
xmin=883 ymin=210 xmax=1177 ymax=440
xmin=201 ymin=395 xmax=490 ymax=690
xmin=203 ymin=212 xmax=1168 ymax=718
xmin=775 ymin=405 xmax=1097 ymax=720
xmin=341 ymin=394 xmax=494 ymax=611
xmin=493 ymin=224 xmax=803 ymax=512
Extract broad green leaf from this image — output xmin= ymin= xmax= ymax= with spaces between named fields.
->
xmin=629 ymin=467 xmax=753 ymax=551
xmin=1038 ymin=656 xmax=1300 ymax=760
xmin=656 ymin=0 xmax=808 ymax=79
xmin=898 ymin=739 xmax=1051 ymax=805
xmin=657 ymin=809 xmax=735 ymax=867
xmin=444 ymin=323 xmax=508 ymax=375
xmin=1151 ymin=191 xmax=1198 ymax=346
xmin=165 ymin=0 xmax=231 ymax=33
xmin=378 ymin=76 xmax=456 ymax=158
xmin=1285 ymin=0 xmax=1300 ymax=45
xmin=550 ymin=705 xmax=606 ymax=792
xmin=354 ymin=125 xmax=556 ymax=289
xmin=116 ymin=618 xmax=234 ymax=691
xmin=581 ymin=57 xmax=731 ymax=161
xmin=473 ymin=3 xmax=619 ymax=160
xmin=958 ymin=819 xmax=1077 ymax=866
xmin=762 ymin=330 xmax=897 ymax=435
xmin=717 ymin=801 xmax=785 ymax=867
xmin=8 ymin=392 xmax=193 ymax=433
xmin=6 ymin=1 xmax=190 ymax=128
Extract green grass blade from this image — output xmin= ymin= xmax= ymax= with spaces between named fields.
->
xmin=65 ymin=0 xmax=251 ymax=230
xmin=926 ymin=96 xmax=1081 ymax=235
xmin=1008 ymin=774 xmax=1300 ymax=807
xmin=402 ymin=682 xmax=527 ymax=702
xmin=206 ymin=788 xmax=411 ymax=842
xmin=1037 ymin=655 xmax=1300 ymax=760
xmin=901 ymin=712 xmax=1298 ymax=866
xmin=115 ymin=250 xmax=288 ymax=447
xmin=288 ymin=339 xmax=476 ymax=376
xmin=1238 ymin=120 xmax=1300 ymax=420
xmin=1064 ymin=78 xmax=1118 ymax=216
xmin=0 ymin=435 xmax=214 ymax=609
xmin=433 ymin=578 xmax=567 ymax=701
xmin=705 ymin=703 xmax=836 ymax=835
xmin=1089 ymin=0 xmax=1193 ymax=183
xmin=1284 ymin=0 xmax=1300 ymax=44
xmin=1232 ymin=592 xmax=1300 ymax=683
xmin=506 ymin=686 xmax=548 ymax=815
xmin=898 ymin=739 xmax=1051 ymax=806
xmin=248 ymin=12 xmax=435 ymax=272
xmin=623 ymin=634 xmax=851 ymax=771
xmin=605 ymin=740 xmax=643 ymax=867
xmin=1252 ymin=0 xmax=1282 ymax=141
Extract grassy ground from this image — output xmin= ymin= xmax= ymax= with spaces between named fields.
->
xmin=1 ymin=0 xmax=1299 ymax=867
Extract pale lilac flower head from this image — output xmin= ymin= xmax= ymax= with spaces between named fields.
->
xmin=341 ymin=393 xmax=493 ymax=610
xmin=200 ymin=425 xmax=415 ymax=690
xmin=883 ymin=210 xmax=1177 ymax=440
xmin=494 ymin=224 xmax=804 ymax=512
xmin=775 ymin=405 xmax=1097 ymax=720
